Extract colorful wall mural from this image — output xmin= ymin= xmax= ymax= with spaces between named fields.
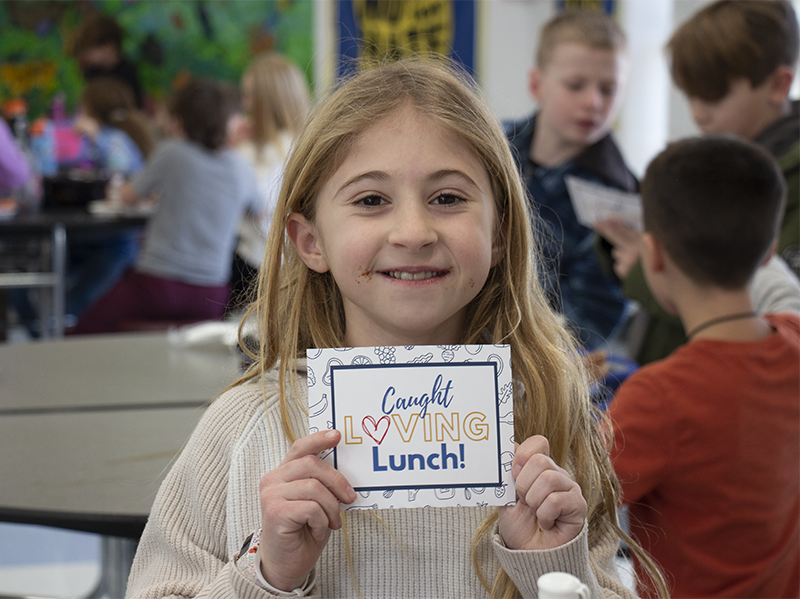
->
xmin=0 ymin=0 xmax=314 ymax=119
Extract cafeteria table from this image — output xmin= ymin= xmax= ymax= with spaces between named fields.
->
xmin=0 ymin=332 xmax=243 ymax=598
xmin=0 ymin=209 xmax=149 ymax=338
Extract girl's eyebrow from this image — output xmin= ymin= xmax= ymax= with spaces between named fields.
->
xmin=338 ymin=170 xmax=391 ymax=194
xmin=428 ymin=169 xmax=481 ymax=189
xmin=337 ymin=169 xmax=481 ymax=195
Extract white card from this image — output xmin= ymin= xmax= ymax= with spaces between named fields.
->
xmin=565 ymin=175 xmax=643 ymax=232
xmin=307 ymin=345 xmax=516 ymax=509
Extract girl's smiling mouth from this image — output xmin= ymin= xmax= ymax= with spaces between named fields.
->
xmin=383 ymin=270 xmax=447 ymax=281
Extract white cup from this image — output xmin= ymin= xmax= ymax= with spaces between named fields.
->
xmin=537 ymin=572 xmax=590 ymax=599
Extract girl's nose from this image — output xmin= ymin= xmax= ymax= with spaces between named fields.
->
xmin=388 ymin=202 xmax=438 ymax=251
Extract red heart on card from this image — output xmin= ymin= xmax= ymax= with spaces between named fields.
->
xmin=362 ymin=415 xmax=390 ymax=445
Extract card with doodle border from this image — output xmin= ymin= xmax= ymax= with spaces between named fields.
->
xmin=307 ymin=345 xmax=515 ymax=509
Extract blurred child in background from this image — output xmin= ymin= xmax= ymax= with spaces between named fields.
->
xmin=73 ymin=78 xmax=259 ymax=334
xmin=229 ymin=53 xmax=311 ymax=310
xmin=0 ymin=117 xmax=30 ymax=198
xmin=66 ymin=77 xmax=155 ymax=321
xmin=72 ymin=77 xmax=153 ymax=175
xmin=71 ymin=12 xmax=143 ymax=108
xmin=504 ymin=9 xmax=634 ymax=351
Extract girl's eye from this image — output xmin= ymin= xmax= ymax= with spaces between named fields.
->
xmin=432 ymin=193 xmax=465 ymax=206
xmin=355 ymin=194 xmax=386 ymax=207
xmin=565 ymin=81 xmax=584 ymax=92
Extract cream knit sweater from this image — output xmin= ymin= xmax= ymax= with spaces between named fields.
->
xmin=126 ymin=360 xmax=635 ymax=599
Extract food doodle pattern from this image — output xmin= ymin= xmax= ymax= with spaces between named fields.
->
xmin=308 ymin=345 xmax=515 ymax=509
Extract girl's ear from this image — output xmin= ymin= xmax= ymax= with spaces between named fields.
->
xmin=286 ymin=212 xmax=330 ymax=273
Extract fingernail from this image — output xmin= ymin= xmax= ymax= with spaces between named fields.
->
xmin=511 ymin=464 xmax=520 ymax=478
xmin=326 ymin=430 xmax=339 ymax=440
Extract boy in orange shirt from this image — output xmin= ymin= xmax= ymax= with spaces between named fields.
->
xmin=609 ymin=136 xmax=799 ymax=597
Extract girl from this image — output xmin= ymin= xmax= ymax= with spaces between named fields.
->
xmin=230 ymin=52 xmax=311 ymax=309
xmin=72 ymin=77 xmax=153 ymax=173
xmin=126 ymin=60 xmax=665 ymax=598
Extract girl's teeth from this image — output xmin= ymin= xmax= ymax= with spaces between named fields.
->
xmin=389 ymin=271 xmax=436 ymax=281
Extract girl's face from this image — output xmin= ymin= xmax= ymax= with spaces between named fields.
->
xmin=288 ymin=105 xmax=504 ymax=347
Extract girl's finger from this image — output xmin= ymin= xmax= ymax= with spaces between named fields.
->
xmin=283 ymin=429 xmax=342 ymax=464
xmin=281 ymin=499 xmax=336 ymax=539
xmin=263 ymin=456 xmax=356 ymax=505
xmin=535 ymin=488 xmax=586 ymax=531
xmin=263 ymin=477 xmax=346 ymax=529
xmin=511 ymin=435 xmax=550 ymax=477
xmin=520 ymin=468 xmax=578 ymax=513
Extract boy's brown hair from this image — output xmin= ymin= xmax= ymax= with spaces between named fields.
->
xmin=536 ymin=9 xmax=627 ymax=68
xmin=169 ymin=78 xmax=233 ymax=151
xmin=668 ymin=0 xmax=799 ymax=101
xmin=642 ymin=136 xmax=786 ymax=289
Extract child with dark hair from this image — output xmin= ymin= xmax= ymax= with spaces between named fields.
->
xmin=73 ymin=78 xmax=259 ymax=334
xmin=71 ymin=12 xmax=143 ymax=108
xmin=609 ymin=136 xmax=799 ymax=597
xmin=597 ymin=0 xmax=800 ymax=365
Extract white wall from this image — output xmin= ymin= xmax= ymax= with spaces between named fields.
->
xmin=479 ymin=0 xmax=554 ymax=122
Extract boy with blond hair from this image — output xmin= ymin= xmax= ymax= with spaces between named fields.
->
xmin=505 ymin=9 xmax=634 ymax=350
xmin=609 ymin=136 xmax=800 ymax=598
xmin=598 ymin=0 xmax=800 ymax=365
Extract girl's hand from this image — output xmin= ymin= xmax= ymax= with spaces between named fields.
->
xmin=259 ymin=430 xmax=356 ymax=592
xmin=498 ymin=435 xmax=587 ymax=551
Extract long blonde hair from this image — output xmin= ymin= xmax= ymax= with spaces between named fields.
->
xmin=234 ymin=57 xmax=666 ymax=598
xmin=244 ymin=52 xmax=310 ymax=158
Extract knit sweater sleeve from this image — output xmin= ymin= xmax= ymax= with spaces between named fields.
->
xmin=492 ymin=507 xmax=635 ymax=599
xmin=125 ymin=384 xmax=292 ymax=599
